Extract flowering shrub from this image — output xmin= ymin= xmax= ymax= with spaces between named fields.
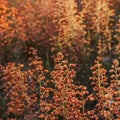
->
xmin=0 ymin=0 xmax=120 ymax=119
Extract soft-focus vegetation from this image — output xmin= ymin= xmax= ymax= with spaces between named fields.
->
xmin=0 ymin=0 xmax=120 ymax=119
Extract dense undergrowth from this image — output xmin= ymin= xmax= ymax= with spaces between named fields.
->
xmin=0 ymin=0 xmax=120 ymax=119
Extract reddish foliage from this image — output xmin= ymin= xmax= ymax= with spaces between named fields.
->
xmin=0 ymin=0 xmax=120 ymax=119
